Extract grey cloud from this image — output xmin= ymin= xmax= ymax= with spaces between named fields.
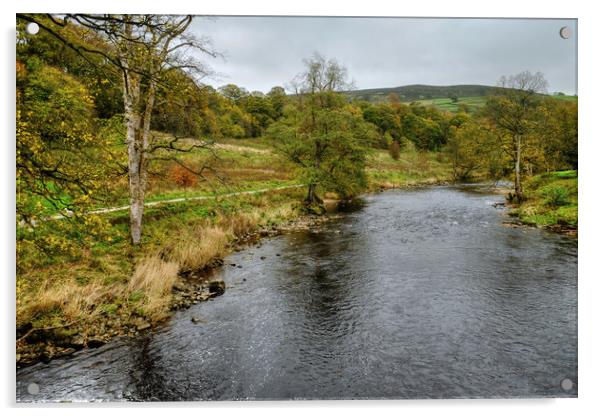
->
xmin=191 ymin=17 xmax=577 ymax=94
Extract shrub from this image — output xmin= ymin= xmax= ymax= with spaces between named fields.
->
xmin=541 ymin=185 xmax=570 ymax=207
xmin=169 ymin=164 xmax=198 ymax=196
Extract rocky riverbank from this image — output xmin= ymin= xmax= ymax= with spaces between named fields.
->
xmin=16 ymin=212 xmax=338 ymax=369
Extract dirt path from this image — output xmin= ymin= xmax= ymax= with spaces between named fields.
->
xmin=49 ymin=184 xmax=303 ymax=220
xmin=212 ymin=143 xmax=272 ymax=154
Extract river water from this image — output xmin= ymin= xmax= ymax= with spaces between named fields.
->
xmin=16 ymin=185 xmax=578 ymax=401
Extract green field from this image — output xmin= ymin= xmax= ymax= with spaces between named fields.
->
xmin=413 ymin=96 xmax=487 ymax=113
xmin=414 ymin=94 xmax=577 ymax=113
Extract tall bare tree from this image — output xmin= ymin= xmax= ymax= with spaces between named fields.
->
xmin=17 ymin=14 xmax=217 ymax=244
xmin=485 ymin=70 xmax=548 ymax=201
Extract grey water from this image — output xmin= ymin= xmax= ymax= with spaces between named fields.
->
xmin=16 ymin=185 xmax=578 ymax=401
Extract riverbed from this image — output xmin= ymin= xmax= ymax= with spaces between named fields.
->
xmin=16 ymin=185 xmax=578 ymax=401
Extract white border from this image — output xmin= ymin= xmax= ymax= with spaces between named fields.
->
xmin=2 ymin=1 xmax=601 ymax=415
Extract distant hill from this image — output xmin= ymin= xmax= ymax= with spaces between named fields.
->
xmin=346 ymin=84 xmax=500 ymax=103
xmin=346 ymin=84 xmax=577 ymax=113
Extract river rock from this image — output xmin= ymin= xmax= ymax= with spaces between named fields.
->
xmin=173 ymin=280 xmax=187 ymax=292
xmin=70 ymin=335 xmax=85 ymax=349
xmin=87 ymin=338 xmax=106 ymax=348
xmin=137 ymin=322 xmax=151 ymax=331
xmin=207 ymin=279 xmax=226 ymax=295
xmin=54 ymin=348 xmax=76 ymax=358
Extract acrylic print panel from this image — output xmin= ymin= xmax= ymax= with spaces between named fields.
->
xmin=15 ymin=14 xmax=577 ymax=401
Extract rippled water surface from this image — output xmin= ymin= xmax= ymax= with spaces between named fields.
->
xmin=17 ymin=186 xmax=577 ymax=401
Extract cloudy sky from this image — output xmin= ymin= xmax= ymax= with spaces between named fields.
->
xmin=191 ymin=17 xmax=577 ymax=94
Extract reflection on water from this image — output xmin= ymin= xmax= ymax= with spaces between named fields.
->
xmin=17 ymin=186 xmax=577 ymax=401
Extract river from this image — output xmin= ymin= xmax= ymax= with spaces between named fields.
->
xmin=16 ymin=185 xmax=578 ymax=401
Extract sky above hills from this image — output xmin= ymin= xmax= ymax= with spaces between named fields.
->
xmin=191 ymin=17 xmax=577 ymax=95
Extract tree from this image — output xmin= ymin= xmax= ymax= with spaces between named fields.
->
xmin=484 ymin=71 xmax=548 ymax=201
xmin=17 ymin=61 xmax=105 ymax=217
xmin=16 ymin=59 xmax=118 ymax=263
xmin=535 ymin=98 xmax=578 ymax=171
xmin=18 ymin=14 xmax=217 ymax=244
xmin=268 ymin=54 xmax=375 ymax=209
xmin=445 ymin=119 xmax=498 ymax=181
xmin=267 ymin=86 xmax=287 ymax=119
xmin=362 ymin=103 xmax=402 ymax=144
xmin=218 ymin=83 xmax=248 ymax=102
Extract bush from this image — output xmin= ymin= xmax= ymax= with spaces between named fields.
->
xmin=169 ymin=164 xmax=198 ymax=197
xmin=541 ymin=185 xmax=570 ymax=207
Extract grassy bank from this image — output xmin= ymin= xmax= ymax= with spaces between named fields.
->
xmin=16 ymin=139 xmax=450 ymax=366
xmin=511 ymin=170 xmax=578 ymax=232
xmin=366 ymin=143 xmax=451 ymax=190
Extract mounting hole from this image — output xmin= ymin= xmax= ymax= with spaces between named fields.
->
xmin=25 ymin=22 xmax=39 ymax=35
xmin=560 ymin=378 xmax=573 ymax=391
xmin=27 ymin=382 xmax=40 ymax=395
xmin=559 ymin=26 xmax=571 ymax=39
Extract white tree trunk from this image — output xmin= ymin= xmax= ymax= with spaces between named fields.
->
xmin=514 ymin=135 xmax=523 ymax=200
xmin=123 ymin=73 xmax=145 ymax=245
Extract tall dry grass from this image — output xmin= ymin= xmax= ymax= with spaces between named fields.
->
xmin=18 ymin=280 xmax=113 ymax=326
xmin=17 ymin=199 xmax=301 ymax=332
xmin=129 ymin=256 xmax=179 ymax=319
xmin=162 ymin=226 xmax=229 ymax=272
xmin=217 ymin=212 xmax=259 ymax=237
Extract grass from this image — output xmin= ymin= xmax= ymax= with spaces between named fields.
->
xmin=366 ymin=143 xmax=451 ymax=190
xmin=129 ymin=257 xmax=179 ymax=320
xmin=16 ymin=186 xmax=305 ymax=332
xmin=414 ymin=96 xmax=487 ymax=113
xmin=513 ymin=170 xmax=578 ymax=229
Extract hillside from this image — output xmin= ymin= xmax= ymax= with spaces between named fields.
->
xmin=347 ymin=84 xmax=577 ymax=112
xmin=347 ymin=84 xmax=498 ymax=103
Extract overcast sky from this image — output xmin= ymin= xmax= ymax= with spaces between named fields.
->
xmin=191 ymin=17 xmax=577 ymax=95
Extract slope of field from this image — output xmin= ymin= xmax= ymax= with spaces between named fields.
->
xmin=413 ymin=96 xmax=487 ymax=113
xmin=347 ymin=84 xmax=498 ymax=102
xmin=347 ymin=84 xmax=578 ymax=113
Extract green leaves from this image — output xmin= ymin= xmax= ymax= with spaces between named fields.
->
xmin=267 ymin=91 xmax=375 ymax=200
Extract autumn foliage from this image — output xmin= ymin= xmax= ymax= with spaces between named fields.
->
xmin=169 ymin=165 xmax=198 ymax=191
